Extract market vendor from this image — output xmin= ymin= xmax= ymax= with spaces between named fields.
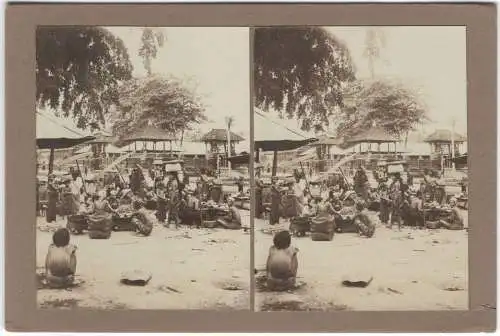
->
xmin=438 ymin=197 xmax=464 ymax=230
xmin=179 ymin=187 xmax=201 ymax=227
xmin=167 ymin=172 xmax=181 ymax=227
xmin=388 ymin=172 xmax=404 ymax=230
xmin=269 ymin=177 xmax=282 ymax=225
xmin=216 ymin=198 xmax=242 ymax=230
xmin=131 ymin=200 xmax=153 ymax=236
xmin=378 ymin=182 xmax=390 ymax=225
xmin=254 ymin=169 xmax=264 ymax=219
xmin=353 ymin=166 xmax=369 ymax=201
xmin=353 ymin=201 xmax=375 ymax=238
xmin=155 ymin=183 xmax=167 ymax=224
xmin=46 ymin=174 xmax=59 ymax=223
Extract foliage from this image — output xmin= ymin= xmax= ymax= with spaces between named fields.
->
xmin=36 ymin=27 xmax=133 ymax=130
xmin=336 ymin=80 xmax=428 ymax=138
xmin=139 ymin=28 xmax=166 ymax=75
xmin=254 ymin=27 xmax=356 ymax=132
xmin=363 ymin=28 xmax=387 ymax=78
xmin=111 ymin=75 xmax=207 ymax=142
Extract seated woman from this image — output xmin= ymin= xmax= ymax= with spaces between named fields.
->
xmin=45 ymin=228 xmax=77 ymax=288
xmin=179 ymin=189 xmax=201 ymax=227
xmin=131 ymin=200 xmax=154 ymax=236
xmin=266 ymin=230 xmax=299 ymax=291
xmin=439 ymin=198 xmax=465 ymax=230
xmin=216 ymin=198 xmax=242 ymax=230
xmin=353 ymin=201 xmax=375 ymax=238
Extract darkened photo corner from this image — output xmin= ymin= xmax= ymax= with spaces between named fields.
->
xmin=35 ymin=26 xmax=251 ymax=310
xmin=252 ymin=26 xmax=469 ymax=311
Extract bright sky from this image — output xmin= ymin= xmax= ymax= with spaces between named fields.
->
xmin=106 ymin=27 xmax=250 ymax=141
xmin=39 ymin=26 xmax=466 ymax=143
xmin=256 ymin=26 xmax=467 ymax=139
xmin=330 ymin=26 xmax=467 ymax=135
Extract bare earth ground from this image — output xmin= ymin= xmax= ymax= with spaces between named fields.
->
xmin=255 ymin=210 xmax=469 ymax=311
xmin=37 ymin=211 xmax=251 ymax=310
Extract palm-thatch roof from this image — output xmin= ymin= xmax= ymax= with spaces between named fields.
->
xmin=424 ymin=130 xmax=467 ymax=143
xmin=36 ymin=112 xmax=95 ymax=149
xmin=123 ymin=126 xmax=176 ymax=142
xmin=310 ymin=136 xmax=343 ymax=146
xmin=86 ymin=133 xmax=115 ymax=144
xmin=346 ymin=127 xmax=397 ymax=144
xmin=200 ymin=129 xmax=244 ymax=142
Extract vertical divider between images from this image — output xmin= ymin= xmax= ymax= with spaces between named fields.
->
xmin=248 ymin=26 xmax=256 ymax=312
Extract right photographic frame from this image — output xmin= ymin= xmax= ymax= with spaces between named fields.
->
xmin=252 ymin=26 xmax=468 ymax=312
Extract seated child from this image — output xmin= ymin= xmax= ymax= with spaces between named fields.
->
xmin=353 ymin=201 xmax=375 ymax=238
xmin=216 ymin=198 xmax=242 ymax=230
xmin=266 ymin=230 xmax=299 ymax=291
xmin=131 ymin=200 xmax=153 ymax=236
xmin=439 ymin=197 xmax=464 ymax=230
xmin=45 ymin=228 xmax=77 ymax=288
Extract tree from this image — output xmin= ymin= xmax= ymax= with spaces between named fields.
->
xmin=363 ymin=28 xmax=387 ymax=79
xmin=254 ymin=27 xmax=356 ymax=132
xmin=139 ymin=28 xmax=166 ymax=76
xmin=111 ymin=75 xmax=207 ymax=144
xmin=336 ymin=80 xmax=428 ymax=143
xmin=36 ymin=27 xmax=133 ymax=130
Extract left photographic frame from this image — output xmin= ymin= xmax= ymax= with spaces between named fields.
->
xmin=36 ymin=26 xmax=251 ymax=310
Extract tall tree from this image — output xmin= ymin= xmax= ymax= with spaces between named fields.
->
xmin=254 ymin=27 xmax=356 ymax=132
xmin=363 ymin=28 xmax=387 ymax=79
xmin=36 ymin=27 xmax=133 ymax=130
xmin=337 ymin=80 xmax=428 ymax=142
xmin=138 ymin=28 xmax=166 ymax=75
xmin=111 ymin=75 xmax=207 ymax=144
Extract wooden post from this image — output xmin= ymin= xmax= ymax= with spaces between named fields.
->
xmin=48 ymin=147 xmax=55 ymax=175
xmin=272 ymin=150 xmax=278 ymax=177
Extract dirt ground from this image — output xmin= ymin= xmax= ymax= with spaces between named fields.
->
xmin=254 ymin=210 xmax=469 ymax=311
xmin=36 ymin=210 xmax=251 ymax=310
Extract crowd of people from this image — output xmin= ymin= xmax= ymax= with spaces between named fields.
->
xmin=40 ymin=163 xmax=246 ymax=288
xmin=259 ymin=164 xmax=467 ymax=291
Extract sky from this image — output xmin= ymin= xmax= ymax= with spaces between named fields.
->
xmin=107 ymin=27 xmax=250 ymax=141
xmin=256 ymin=26 xmax=467 ymax=139
xmin=38 ymin=26 xmax=466 ymax=144
xmin=39 ymin=27 xmax=251 ymax=149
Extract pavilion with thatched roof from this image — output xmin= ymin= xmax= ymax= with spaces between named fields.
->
xmin=123 ymin=126 xmax=177 ymax=153
xmin=345 ymin=127 xmax=400 ymax=154
xmin=200 ymin=128 xmax=245 ymax=170
xmin=424 ymin=129 xmax=467 ymax=156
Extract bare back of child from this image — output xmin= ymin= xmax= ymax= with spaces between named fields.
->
xmin=266 ymin=231 xmax=299 ymax=291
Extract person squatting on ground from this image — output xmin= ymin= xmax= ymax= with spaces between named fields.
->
xmin=438 ymin=197 xmax=464 ymax=230
xmin=131 ymin=200 xmax=154 ymax=236
xmin=266 ymin=230 xmax=299 ymax=291
xmin=353 ymin=201 xmax=376 ymax=238
xmin=216 ymin=198 xmax=242 ymax=230
xmin=45 ymin=228 xmax=77 ymax=288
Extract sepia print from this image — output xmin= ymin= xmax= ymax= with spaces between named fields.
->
xmin=253 ymin=26 xmax=469 ymax=311
xmin=35 ymin=26 xmax=251 ymax=310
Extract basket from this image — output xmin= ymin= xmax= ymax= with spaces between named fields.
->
xmin=290 ymin=217 xmax=311 ymax=237
xmin=88 ymin=230 xmax=111 ymax=239
xmin=67 ymin=215 xmax=88 ymax=234
xmin=311 ymin=232 xmax=334 ymax=241
xmin=202 ymin=220 xmax=218 ymax=228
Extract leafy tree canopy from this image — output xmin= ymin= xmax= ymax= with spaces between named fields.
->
xmin=139 ymin=28 xmax=166 ymax=76
xmin=111 ymin=75 xmax=207 ymax=142
xmin=254 ymin=27 xmax=356 ymax=132
xmin=36 ymin=27 xmax=133 ymax=130
xmin=336 ymin=80 xmax=428 ymax=139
